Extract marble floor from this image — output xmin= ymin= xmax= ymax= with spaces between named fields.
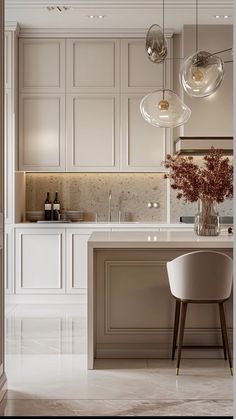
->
xmin=0 ymin=304 xmax=233 ymax=416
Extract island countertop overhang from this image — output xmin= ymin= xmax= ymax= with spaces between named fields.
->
xmin=88 ymin=231 xmax=233 ymax=249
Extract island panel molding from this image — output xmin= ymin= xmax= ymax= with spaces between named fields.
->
xmin=88 ymin=231 xmax=233 ymax=368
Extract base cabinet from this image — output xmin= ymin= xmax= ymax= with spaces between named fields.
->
xmin=66 ymin=229 xmax=92 ymax=294
xmin=15 ymin=228 xmax=66 ymax=294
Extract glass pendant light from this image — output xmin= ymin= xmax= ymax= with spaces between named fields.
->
xmin=140 ymin=88 xmax=191 ymax=128
xmin=179 ymin=0 xmax=224 ymax=98
xmin=145 ymin=24 xmax=168 ymax=63
xmin=180 ymin=51 xmax=224 ymax=98
xmin=140 ymin=0 xmax=191 ymax=128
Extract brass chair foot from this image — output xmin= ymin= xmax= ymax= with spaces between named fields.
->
xmin=176 ymin=368 xmax=179 ymax=375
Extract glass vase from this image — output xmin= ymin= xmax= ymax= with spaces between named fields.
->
xmin=194 ymin=198 xmax=220 ymax=236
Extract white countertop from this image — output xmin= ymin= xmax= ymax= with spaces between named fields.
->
xmin=88 ymin=230 xmax=233 ymax=248
xmin=14 ymin=222 xmax=194 ymax=229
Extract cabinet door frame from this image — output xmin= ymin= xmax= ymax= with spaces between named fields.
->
xmin=121 ymin=38 xmax=172 ymax=93
xmin=66 ymin=93 xmax=120 ymax=172
xmin=66 ymin=229 xmax=93 ymax=294
xmin=15 ymin=228 xmax=66 ymax=294
xmin=5 ymin=225 xmax=14 ymax=295
xmin=19 ymin=93 xmax=66 ymax=171
xmin=66 ymin=38 xmax=120 ymax=93
xmin=120 ymin=93 xmax=170 ymax=172
xmin=19 ymin=38 xmax=66 ymax=93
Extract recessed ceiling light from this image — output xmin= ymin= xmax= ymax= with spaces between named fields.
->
xmin=215 ymin=15 xmax=220 ymax=18
xmin=224 ymin=15 xmax=230 ymax=19
xmin=88 ymin=15 xmax=105 ymax=19
xmin=46 ymin=6 xmax=70 ymax=12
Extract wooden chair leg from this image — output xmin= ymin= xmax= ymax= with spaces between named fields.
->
xmin=176 ymin=302 xmax=187 ymax=375
xmin=218 ymin=303 xmax=227 ymax=360
xmin=172 ymin=300 xmax=181 ymax=360
xmin=219 ymin=302 xmax=233 ymax=376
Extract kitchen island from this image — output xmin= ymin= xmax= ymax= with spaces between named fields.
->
xmin=88 ymin=231 xmax=233 ymax=369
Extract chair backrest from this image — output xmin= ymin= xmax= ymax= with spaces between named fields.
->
xmin=167 ymin=251 xmax=233 ymax=301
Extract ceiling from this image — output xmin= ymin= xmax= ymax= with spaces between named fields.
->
xmin=5 ymin=0 xmax=233 ymax=33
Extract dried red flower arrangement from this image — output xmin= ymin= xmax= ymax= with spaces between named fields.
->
xmin=163 ymin=148 xmax=233 ymax=203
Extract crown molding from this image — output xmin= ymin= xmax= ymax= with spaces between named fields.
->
xmin=5 ymin=0 xmax=233 ymax=10
xmin=18 ymin=27 xmax=175 ymax=38
xmin=5 ymin=21 xmax=20 ymax=34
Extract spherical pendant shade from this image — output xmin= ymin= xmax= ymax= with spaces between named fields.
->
xmin=145 ymin=24 xmax=168 ymax=63
xmin=180 ymin=50 xmax=224 ymax=98
xmin=140 ymin=89 xmax=191 ymax=128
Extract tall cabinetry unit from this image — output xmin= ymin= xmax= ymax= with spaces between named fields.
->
xmin=19 ymin=39 xmax=66 ymax=171
xmin=120 ymin=38 xmax=172 ymax=171
xmin=19 ymin=36 xmax=173 ymax=172
xmin=5 ymin=28 xmax=18 ymax=296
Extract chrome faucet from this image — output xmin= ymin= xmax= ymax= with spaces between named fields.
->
xmin=108 ymin=190 xmax=112 ymax=222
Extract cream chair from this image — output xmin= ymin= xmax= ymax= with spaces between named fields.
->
xmin=167 ymin=251 xmax=233 ymax=375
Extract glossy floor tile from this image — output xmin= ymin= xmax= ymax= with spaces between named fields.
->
xmin=1 ymin=304 xmax=233 ymax=416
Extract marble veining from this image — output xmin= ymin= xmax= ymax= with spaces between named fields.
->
xmin=2 ymin=304 xmax=233 ymax=416
xmin=26 ymin=173 xmax=167 ymax=222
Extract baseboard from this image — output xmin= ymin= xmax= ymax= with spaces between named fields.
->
xmin=0 ymin=372 xmax=7 ymax=402
xmin=96 ymin=329 xmax=233 ymax=359
xmin=5 ymin=294 xmax=87 ymax=304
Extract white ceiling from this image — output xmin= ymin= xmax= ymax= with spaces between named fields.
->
xmin=5 ymin=0 xmax=233 ymax=33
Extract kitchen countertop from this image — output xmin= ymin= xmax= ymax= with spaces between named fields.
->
xmin=88 ymin=230 xmax=233 ymax=249
xmin=14 ymin=222 xmax=194 ymax=228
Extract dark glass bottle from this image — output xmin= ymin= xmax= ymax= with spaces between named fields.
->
xmin=44 ymin=192 xmax=52 ymax=221
xmin=53 ymin=191 xmax=60 ymax=221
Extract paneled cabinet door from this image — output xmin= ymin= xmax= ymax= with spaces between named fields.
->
xmin=4 ymin=90 xmax=14 ymax=223
xmin=66 ymin=39 xmax=119 ymax=93
xmin=121 ymin=94 xmax=168 ymax=171
xmin=66 ymin=228 xmax=110 ymax=294
xmin=66 ymin=230 xmax=92 ymax=293
xmin=19 ymin=38 xmax=65 ymax=93
xmin=15 ymin=228 xmax=66 ymax=294
xmin=5 ymin=225 xmax=13 ymax=295
xmin=121 ymin=38 xmax=172 ymax=93
xmin=19 ymin=94 xmax=66 ymax=171
xmin=5 ymin=32 xmax=12 ymax=89
xmin=66 ymin=94 xmax=119 ymax=171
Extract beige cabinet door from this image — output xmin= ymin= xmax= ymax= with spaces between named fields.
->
xmin=66 ymin=39 xmax=120 ymax=93
xmin=121 ymin=94 xmax=167 ymax=171
xmin=121 ymin=38 xmax=172 ymax=93
xmin=19 ymin=94 xmax=66 ymax=171
xmin=19 ymin=38 xmax=65 ymax=93
xmin=66 ymin=94 xmax=120 ymax=171
xmin=15 ymin=228 xmax=66 ymax=294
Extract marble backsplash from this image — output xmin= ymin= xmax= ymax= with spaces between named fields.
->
xmin=26 ymin=172 xmax=233 ymax=223
xmin=26 ymin=173 xmax=168 ymax=222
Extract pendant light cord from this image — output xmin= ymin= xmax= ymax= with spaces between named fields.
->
xmin=162 ymin=0 xmax=165 ymax=98
xmin=196 ymin=0 xmax=198 ymax=52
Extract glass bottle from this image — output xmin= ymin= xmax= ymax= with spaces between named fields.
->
xmin=44 ymin=192 xmax=52 ymax=221
xmin=53 ymin=192 xmax=61 ymax=221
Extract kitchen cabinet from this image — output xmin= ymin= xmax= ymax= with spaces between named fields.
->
xmin=5 ymin=30 xmax=17 ymax=224
xmin=66 ymin=228 xmax=109 ymax=294
xmin=121 ymin=94 xmax=166 ymax=171
xmin=18 ymin=36 xmax=173 ymax=172
xmin=15 ymin=228 xmax=66 ymax=294
xmin=66 ymin=229 xmax=92 ymax=293
xmin=121 ymin=38 xmax=172 ymax=93
xmin=19 ymin=38 xmax=66 ymax=93
xmin=66 ymin=94 xmax=120 ymax=171
xmin=5 ymin=225 xmax=14 ymax=295
xmin=19 ymin=94 xmax=66 ymax=171
xmin=66 ymin=39 xmax=119 ymax=93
